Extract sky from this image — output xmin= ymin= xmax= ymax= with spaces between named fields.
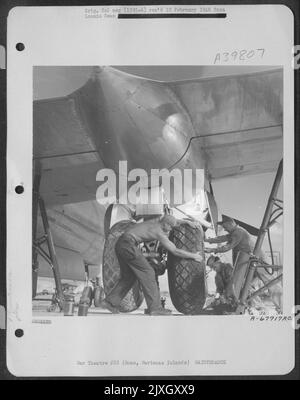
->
xmin=213 ymin=171 xmax=283 ymax=256
xmin=213 ymin=172 xmax=282 ymax=226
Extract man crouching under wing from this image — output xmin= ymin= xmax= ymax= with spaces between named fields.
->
xmin=100 ymin=215 xmax=203 ymax=316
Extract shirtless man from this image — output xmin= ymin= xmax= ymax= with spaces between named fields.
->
xmin=101 ymin=215 xmax=203 ymax=315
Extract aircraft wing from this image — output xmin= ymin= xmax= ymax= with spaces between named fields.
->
xmin=34 ymin=67 xmax=283 ymax=206
xmin=170 ymin=68 xmax=283 ymax=180
xmin=34 ymin=90 xmax=105 ymax=205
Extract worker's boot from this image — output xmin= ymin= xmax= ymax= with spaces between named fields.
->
xmin=148 ymin=308 xmax=172 ymax=316
xmin=99 ymin=300 xmax=120 ymax=314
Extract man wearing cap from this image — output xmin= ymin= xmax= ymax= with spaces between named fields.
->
xmin=207 ymin=255 xmax=234 ymax=300
xmin=204 ymin=216 xmax=260 ymax=262
xmin=101 ymin=215 xmax=203 ymax=316
xmin=205 ymin=216 xmax=282 ymax=311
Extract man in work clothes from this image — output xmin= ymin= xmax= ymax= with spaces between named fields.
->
xmin=101 ymin=215 xmax=203 ymax=316
xmin=207 ymin=255 xmax=234 ymax=301
xmin=204 ymin=216 xmax=260 ymax=262
xmin=204 ymin=216 xmax=282 ymax=310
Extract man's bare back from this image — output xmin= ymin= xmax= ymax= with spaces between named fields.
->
xmin=101 ymin=215 xmax=203 ymax=315
xmin=124 ymin=216 xmax=203 ymax=262
xmin=125 ymin=219 xmax=168 ymax=243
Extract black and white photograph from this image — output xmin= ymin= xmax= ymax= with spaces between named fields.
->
xmin=5 ymin=4 xmax=296 ymax=377
xmin=32 ymin=65 xmax=284 ymax=318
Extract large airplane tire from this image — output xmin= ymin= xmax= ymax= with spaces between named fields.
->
xmin=167 ymin=223 xmax=207 ymax=315
xmin=102 ymin=220 xmax=144 ymax=313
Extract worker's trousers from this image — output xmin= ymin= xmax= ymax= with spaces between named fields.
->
xmin=105 ymin=234 xmax=162 ymax=311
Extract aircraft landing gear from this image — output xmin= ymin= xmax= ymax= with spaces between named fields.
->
xmin=236 ymin=159 xmax=283 ymax=314
xmin=32 ymin=162 xmax=65 ymax=312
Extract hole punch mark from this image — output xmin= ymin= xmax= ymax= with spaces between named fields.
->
xmin=16 ymin=43 xmax=25 ymax=51
xmin=15 ymin=185 xmax=24 ymax=194
xmin=15 ymin=329 xmax=24 ymax=338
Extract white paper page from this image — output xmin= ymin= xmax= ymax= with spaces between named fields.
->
xmin=7 ymin=5 xmax=294 ymax=377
